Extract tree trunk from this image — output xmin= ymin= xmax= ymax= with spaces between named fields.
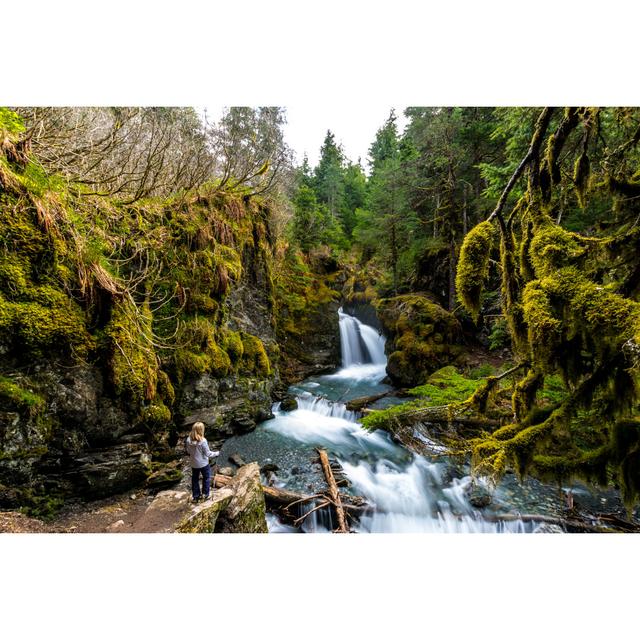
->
xmin=317 ymin=449 xmax=349 ymax=532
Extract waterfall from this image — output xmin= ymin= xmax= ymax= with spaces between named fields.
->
xmin=338 ymin=308 xmax=386 ymax=367
xmin=257 ymin=309 xmax=532 ymax=534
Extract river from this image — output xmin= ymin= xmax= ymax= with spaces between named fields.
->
xmin=219 ymin=310 xmax=635 ymax=532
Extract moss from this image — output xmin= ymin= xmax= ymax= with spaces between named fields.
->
xmin=573 ymin=152 xmax=590 ymax=208
xmin=140 ymin=402 xmax=172 ymax=429
xmin=105 ymin=297 xmax=158 ymax=402
xmin=529 ymin=224 xmax=586 ymax=279
xmin=240 ymin=332 xmax=272 ymax=377
xmin=376 ymin=294 xmax=462 ymax=387
xmin=0 ymin=108 xmax=26 ymax=138
xmin=409 ymin=366 xmax=483 ymax=405
xmin=512 ymin=370 xmax=543 ymax=421
xmin=221 ymin=328 xmax=244 ymax=363
xmin=0 ymin=375 xmax=45 ymax=414
xmin=173 ymin=317 xmax=233 ymax=381
xmin=156 ymin=370 xmax=175 ymax=406
xmin=455 ymin=220 xmax=496 ymax=322
xmin=522 ymin=281 xmax=562 ymax=368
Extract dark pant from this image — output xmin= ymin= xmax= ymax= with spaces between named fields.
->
xmin=191 ymin=464 xmax=211 ymax=499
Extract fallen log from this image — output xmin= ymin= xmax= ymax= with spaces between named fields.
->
xmin=317 ymin=448 xmax=349 ymax=532
xmin=346 ymin=391 xmax=394 ymax=412
xmin=214 ymin=474 xmax=367 ymax=517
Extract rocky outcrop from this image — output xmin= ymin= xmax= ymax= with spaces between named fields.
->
xmin=377 ymin=294 xmax=463 ymax=387
xmin=127 ymin=464 xmax=269 ymax=533
xmin=214 ymin=462 xmax=268 ymax=533
xmin=278 ymin=298 xmax=341 ymax=382
xmin=177 ymin=375 xmax=274 ymax=437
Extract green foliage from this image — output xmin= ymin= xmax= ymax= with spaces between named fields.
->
xmin=487 ymin=317 xmax=510 ymax=351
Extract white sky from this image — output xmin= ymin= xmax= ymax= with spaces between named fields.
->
xmin=283 ymin=105 xmax=408 ymax=167
xmin=204 ymin=105 xmax=408 ymax=169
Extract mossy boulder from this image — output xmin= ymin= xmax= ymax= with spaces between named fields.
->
xmin=377 ymin=294 xmax=463 ymax=387
xmin=214 ymin=462 xmax=268 ymax=533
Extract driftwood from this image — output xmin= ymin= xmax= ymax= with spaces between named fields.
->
xmin=317 ymin=448 xmax=349 ymax=532
xmin=213 ymin=473 xmax=367 ymax=517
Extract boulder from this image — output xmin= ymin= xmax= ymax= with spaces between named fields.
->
xmin=215 ymin=462 xmax=268 ymax=533
xmin=176 ymin=489 xmax=235 ymax=533
xmin=146 ymin=462 xmax=183 ymax=489
xmin=466 ymin=482 xmax=493 ymax=509
xmin=65 ymin=444 xmax=151 ymax=499
xmin=377 ymin=294 xmax=463 ymax=387
xmin=279 ymin=396 xmax=298 ymax=412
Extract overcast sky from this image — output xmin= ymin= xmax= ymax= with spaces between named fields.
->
xmin=283 ymin=105 xmax=407 ymax=168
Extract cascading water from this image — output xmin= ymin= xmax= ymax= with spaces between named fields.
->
xmin=220 ymin=310 xmax=553 ymax=532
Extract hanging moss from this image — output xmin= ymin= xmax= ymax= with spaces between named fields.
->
xmin=105 ymin=297 xmax=159 ymax=402
xmin=573 ymin=152 xmax=590 ymax=208
xmin=455 ymin=220 xmax=496 ymax=322
xmin=522 ymin=282 xmax=562 ymax=369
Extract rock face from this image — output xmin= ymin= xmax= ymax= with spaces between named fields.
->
xmin=178 ymin=375 xmax=274 ymax=438
xmin=215 ymin=463 xmax=268 ymax=533
xmin=278 ymin=299 xmax=342 ymax=382
xmin=377 ymin=294 xmax=463 ymax=387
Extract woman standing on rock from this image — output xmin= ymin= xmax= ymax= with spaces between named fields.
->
xmin=185 ymin=422 xmax=219 ymax=502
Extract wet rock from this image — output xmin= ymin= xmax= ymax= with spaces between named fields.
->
xmin=291 ymin=466 xmax=303 ymax=476
xmin=229 ymin=453 xmax=247 ymax=468
xmin=215 ymin=462 xmax=268 ymax=533
xmin=466 ymin=483 xmax=493 ymax=509
xmin=279 ymin=396 xmax=298 ymax=412
xmin=261 ymin=463 xmax=279 ymax=474
xmin=218 ymin=467 xmax=235 ymax=477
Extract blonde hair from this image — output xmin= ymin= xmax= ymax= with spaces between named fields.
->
xmin=190 ymin=422 xmax=205 ymax=442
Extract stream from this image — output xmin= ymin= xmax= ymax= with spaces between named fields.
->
xmin=219 ymin=310 xmax=636 ymax=533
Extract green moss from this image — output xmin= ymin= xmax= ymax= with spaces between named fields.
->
xmin=455 ymin=220 xmax=496 ymax=322
xmin=0 ymin=108 xmax=25 ymax=138
xmin=409 ymin=366 xmax=483 ymax=405
xmin=221 ymin=328 xmax=244 ymax=363
xmin=105 ymin=297 xmax=158 ymax=402
xmin=529 ymin=224 xmax=585 ymax=279
xmin=522 ymin=281 xmax=562 ymax=368
xmin=173 ymin=317 xmax=232 ymax=382
xmin=140 ymin=402 xmax=172 ymax=429
xmin=156 ymin=370 xmax=175 ymax=406
xmin=240 ymin=332 xmax=272 ymax=377
xmin=376 ymin=294 xmax=461 ymax=386
xmin=0 ymin=375 xmax=45 ymax=414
